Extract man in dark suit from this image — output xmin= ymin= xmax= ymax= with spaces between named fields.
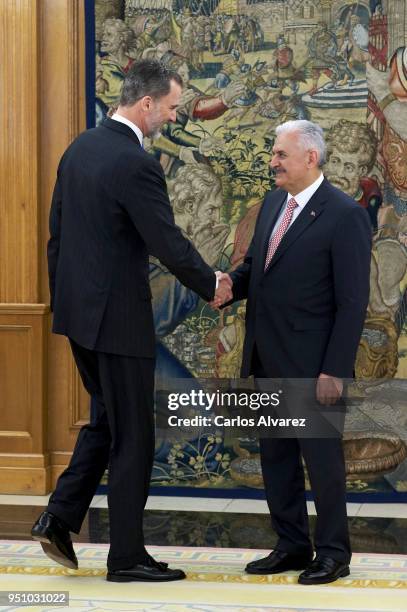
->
xmin=216 ymin=120 xmax=371 ymax=584
xmin=31 ymin=60 xmax=231 ymax=582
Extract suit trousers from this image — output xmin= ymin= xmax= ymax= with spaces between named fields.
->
xmin=252 ymin=346 xmax=351 ymax=563
xmin=47 ymin=339 xmax=155 ymax=571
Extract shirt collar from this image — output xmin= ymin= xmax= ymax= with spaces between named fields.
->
xmin=111 ymin=113 xmax=143 ymax=147
xmin=287 ymin=173 xmax=324 ymax=209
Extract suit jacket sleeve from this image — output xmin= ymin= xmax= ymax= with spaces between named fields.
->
xmin=122 ymin=157 xmax=216 ymax=302
xmin=321 ymin=205 xmax=371 ymax=378
xmin=47 ymin=175 xmax=63 ymax=312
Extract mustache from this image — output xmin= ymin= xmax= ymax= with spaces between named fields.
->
xmin=269 ymin=168 xmax=285 ymax=177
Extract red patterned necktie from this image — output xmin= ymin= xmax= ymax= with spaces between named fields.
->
xmin=264 ymin=197 xmax=298 ymax=270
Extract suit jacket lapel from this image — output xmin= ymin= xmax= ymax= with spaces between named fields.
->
xmin=264 ymin=180 xmax=328 ymax=272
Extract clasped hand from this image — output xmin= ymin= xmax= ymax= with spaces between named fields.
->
xmin=211 ymin=272 xmax=233 ymax=308
xmin=316 ymin=373 xmax=343 ymax=405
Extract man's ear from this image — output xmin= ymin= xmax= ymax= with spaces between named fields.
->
xmin=140 ymin=96 xmax=153 ymax=112
xmin=308 ymin=149 xmax=319 ymax=168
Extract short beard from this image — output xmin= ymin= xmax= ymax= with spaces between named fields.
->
xmin=146 ymin=110 xmax=163 ymax=139
xmin=149 ymin=129 xmax=162 ymax=140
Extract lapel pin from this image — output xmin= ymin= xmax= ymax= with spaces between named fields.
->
xmin=310 ymin=210 xmax=316 ymax=216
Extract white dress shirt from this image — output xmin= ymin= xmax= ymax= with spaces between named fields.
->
xmin=271 ymin=173 xmax=324 ymax=238
xmin=111 ymin=113 xmax=144 ymax=147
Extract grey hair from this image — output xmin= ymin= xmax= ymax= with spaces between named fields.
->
xmin=275 ymin=120 xmax=326 ymax=166
xmin=119 ymin=59 xmax=182 ymax=106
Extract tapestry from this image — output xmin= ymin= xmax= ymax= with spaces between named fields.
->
xmin=92 ymin=0 xmax=407 ymax=496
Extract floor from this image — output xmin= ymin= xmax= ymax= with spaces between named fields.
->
xmin=1 ymin=494 xmax=406 ymax=517
xmin=0 ymin=495 xmax=406 ymax=554
xmin=3 ymin=540 xmax=407 ymax=611
xmin=1 ymin=494 xmax=406 ymax=611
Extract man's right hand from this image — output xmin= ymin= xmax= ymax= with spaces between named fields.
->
xmin=316 ymin=373 xmax=343 ymax=406
xmin=210 ymin=272 xmax=233 ymax=308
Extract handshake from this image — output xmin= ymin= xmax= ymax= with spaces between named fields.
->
xmin=211 ymin=271 xmax=233 ymax=309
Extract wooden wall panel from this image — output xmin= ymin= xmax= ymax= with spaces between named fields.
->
xmin=0 ymin=0 xmax=40 ymax=303
xmin=1 ymin=326 xmax=32 ymax=438
xmin=40 ymin=1 xmax=89 ymax=487
xmin=0 ymin=304 xmax=50 ymax=493
xmin=0 ymin=304 xmax=48 ymax=454
xmin=40 ymin=0 xmax=86 ymax=305
xmin=0 ymin=0 xmax=87 ymax=493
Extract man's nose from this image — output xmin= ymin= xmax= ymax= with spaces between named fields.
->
xmin=169 ymin=110 xmax=177 ymax=122
xmin=270 ymin=157 xmax=278 ymax=168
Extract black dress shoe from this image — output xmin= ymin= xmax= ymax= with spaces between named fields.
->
xmin=31 ymin=511 xmax=78 ymax=570
xmin=298 ymin=556 xmax=350 ymax=585
xmin=107 ymin=554 xmax=186 ymax=582
xmin=245 ymin=550 xmax=313 ymax=575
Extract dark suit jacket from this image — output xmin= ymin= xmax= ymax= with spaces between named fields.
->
xmin=48 ymin=117 xmax=215 ymax=357
xmin=229 ymin=178 xmax=371 ymax=378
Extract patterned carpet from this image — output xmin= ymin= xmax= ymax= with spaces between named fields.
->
xmin=1 ymin=541 xmax=406 ymax=611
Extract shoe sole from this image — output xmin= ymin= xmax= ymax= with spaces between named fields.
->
xmin=31 ymin=531 xmax=78 ymax=570
xmin=106 ymin=573 xmax=186 ymax=582
xmin=298 ymin=567 xmax=350 ymax=585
